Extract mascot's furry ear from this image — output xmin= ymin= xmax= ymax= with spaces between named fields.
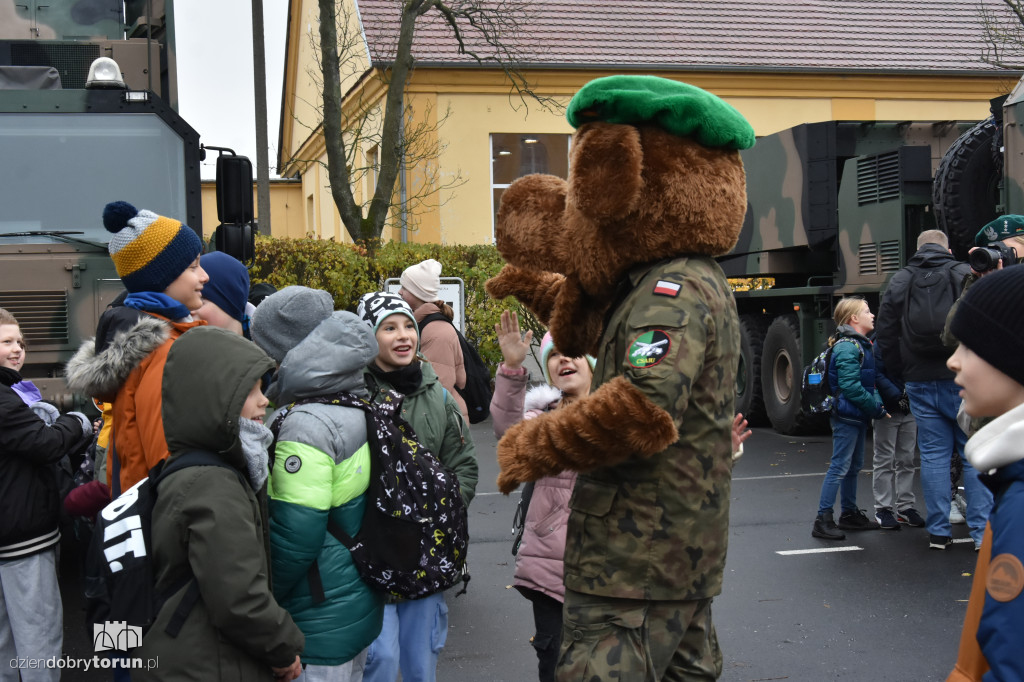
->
xmin=568 ymin=123 xmax=643 ymax=222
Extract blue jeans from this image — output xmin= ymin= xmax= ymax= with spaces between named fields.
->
xmin=818 ymin=418 xmax=868 ymax=515
xmin=363 ymin=593 xmax=449 ymax=682
xmin=905 ymin=380 xmax=993 ymax=544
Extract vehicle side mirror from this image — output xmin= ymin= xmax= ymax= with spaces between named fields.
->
xmin=214 ymin=222 xmax=256 ymax=263
xmin=216 ymin=154 xmax=254 ymax=225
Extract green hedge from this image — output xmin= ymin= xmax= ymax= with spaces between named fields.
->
xmin=248 ymin=237 xmax=545 ymax=369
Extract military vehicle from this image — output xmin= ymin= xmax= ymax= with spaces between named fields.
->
xmin=721 ymin=88 xmax=1021 ymax=434
xmin=0 ymin=0 xmax=251 ymax=409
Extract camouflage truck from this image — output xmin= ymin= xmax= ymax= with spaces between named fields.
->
xmin=720 ymin=91 xmax=1019 ymax=434
xmin=0 ymin=0 xmax=239 ymax=410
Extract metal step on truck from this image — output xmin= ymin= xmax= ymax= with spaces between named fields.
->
xmin=720 ymin=82 xmax=1024 ymax=434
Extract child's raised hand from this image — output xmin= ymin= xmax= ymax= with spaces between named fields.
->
xmin=731 ymin=413 xmax=752 ymax=460
xmin=494 ymin=310 xmax=533 ymax=370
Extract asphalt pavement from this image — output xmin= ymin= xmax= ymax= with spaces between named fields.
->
xmin=440 ymin=420 xmax=980 ymax=682
xmin=60 ymin=419 xmax=980 ymax=681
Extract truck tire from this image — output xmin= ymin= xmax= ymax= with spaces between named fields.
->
xmin=736 ymin=315 xmax=768 ymax=426
xmin=760 ymin=315 xmax=827 ymax=435
xmin=761 ymin=316 xmax=803 ymax=434
xmin=933 ymin=117 xmax=1001 ymax=260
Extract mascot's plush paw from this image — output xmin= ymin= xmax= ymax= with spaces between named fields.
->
xmin=486 ymin=265 xmax=564 ymax=325
xmin=495 ymin=418 xmax=563 ymax=494
xmin=494 ymin=376 xmax=679 ymax=493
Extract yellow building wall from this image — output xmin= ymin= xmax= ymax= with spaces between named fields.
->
xmin=200 ymin=181 xmax=305 ymax=240
xmin=280 ymin=23 xmax=1013 ymax=246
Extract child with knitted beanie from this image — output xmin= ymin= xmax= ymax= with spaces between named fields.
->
xmin=489 ymin=312 xmax=594 ymax=682
xmin=357 ymin=290 xmax=477 ymax=682
xmin=398 ymin=259 xmax=469 ymax=423
xmin=194 ymin=251 xmax=251 ymax=336
xmin=945 ymin=265 xmax=1024 ymax=682
xmin=66 ymin=201 xmax=208 ymax=495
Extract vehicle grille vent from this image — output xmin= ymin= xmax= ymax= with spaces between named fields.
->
xmin=858 ymin=242 xmax=878 ymax=275
xmin=856 ymin=151 xmax=901 ymax=205
xmin=0 ymin=291 xmax=69 ymax=344
xmin=9 ymin=41 xmax=101 ymax=89
xmin=880 ymin=240 xmax=901 ymax=272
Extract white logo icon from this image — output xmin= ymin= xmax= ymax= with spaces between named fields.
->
xmin=93 ymin=621 xmax=142 ymax=652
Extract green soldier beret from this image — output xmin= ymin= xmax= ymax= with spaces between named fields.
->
xmin=976 ymin=214 xmax=1024 ymax=246
xmin=566 ymin=75 xmax=756 ymax=150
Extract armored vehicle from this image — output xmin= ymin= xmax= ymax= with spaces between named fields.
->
xmin=722 ymin=88 xmax=1021 ymax=434
xmin=0 ymin=1 xmax=204 ymax=409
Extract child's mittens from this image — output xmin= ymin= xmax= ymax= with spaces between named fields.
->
xmin=67 ymin=411 xmax=94 ymax=439
xmin=29 ymin=400 xmax=60 ymax=425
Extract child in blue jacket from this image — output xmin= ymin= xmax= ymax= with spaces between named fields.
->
xmin=946 ymin=266 xmax=1024 ymax=681
xmin=812 ymin=297 xmax=887 ymax=540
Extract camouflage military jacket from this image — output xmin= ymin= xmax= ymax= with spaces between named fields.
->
xmin=563 ymin=256 xmax=740 ymax=601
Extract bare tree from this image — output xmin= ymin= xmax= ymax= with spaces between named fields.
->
xmin=980 ymin=0 xmax=1024 ymax=68
xmin=304 ymin=0 xmax=555 ymax=247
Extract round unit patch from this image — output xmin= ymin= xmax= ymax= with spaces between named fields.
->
xmin=628 ymin=330 xmax=671 ymax=368
xmin=284 ymin=455 xmax=302 ymax=474
xmin=987 ymin=553 xmax=1024 ymax=602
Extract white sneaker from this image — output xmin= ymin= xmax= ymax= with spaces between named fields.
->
xmin=950 ymin=500 xmax=966 ymax=525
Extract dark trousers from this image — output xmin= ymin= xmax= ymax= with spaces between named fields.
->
xmin=521 ymin=588 xmax=562 ymax=682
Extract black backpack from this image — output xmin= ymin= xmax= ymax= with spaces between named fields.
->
xmin=419 ymin=312 xmax=491 ymax=424
xmin=900 ymin=261 xmax=962 ymax=358
xmin=801 ymin=338 xmax=863 ymax=414
xmin=84 ymin=451 xmax=245 ymax=642
xmin=270 ymin=389 xmax=469 ymax=600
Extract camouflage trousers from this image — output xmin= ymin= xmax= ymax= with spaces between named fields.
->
xmin=555 ymin=589 xmax=721 ymax=681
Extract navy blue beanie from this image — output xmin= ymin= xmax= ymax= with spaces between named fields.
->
xmin=199 ymin=252 xmax=250 ymax=323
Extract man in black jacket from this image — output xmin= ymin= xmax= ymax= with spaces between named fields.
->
xmin=876 ymin=230 xmax=992 ymax=551
xmin=0 ymin=310 xmax=91 ymax=681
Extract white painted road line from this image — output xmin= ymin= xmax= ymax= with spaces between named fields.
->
xmin=777 ymin=546 xmax=864 ymax=555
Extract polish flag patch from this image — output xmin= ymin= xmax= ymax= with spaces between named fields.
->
xmin=653 ymin=280 xmax=681 ymax=297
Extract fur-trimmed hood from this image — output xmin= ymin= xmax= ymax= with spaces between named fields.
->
xmin=65 ymin=315 xmax=171 ymax=402
xmin=524 ymin=384 xmax=561 ymax=418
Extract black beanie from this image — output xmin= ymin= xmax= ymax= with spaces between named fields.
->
xmin=950 ymin=266 xmax=1024 ymax=387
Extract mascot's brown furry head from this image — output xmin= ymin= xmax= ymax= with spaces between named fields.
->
xmin=487 ymin=75 xmax=754 ymax=358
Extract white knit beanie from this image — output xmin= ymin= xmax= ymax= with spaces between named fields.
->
xmin=400 ymin=259 xmax=442 ymax=302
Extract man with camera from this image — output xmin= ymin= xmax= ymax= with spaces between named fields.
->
xmin=943 ymin=215 xmax=1024 ymax=403
xmin=944 ymin=216 xmax=1024 ymax=348
xmin=877 ymin=230 xmax=991 ymax=551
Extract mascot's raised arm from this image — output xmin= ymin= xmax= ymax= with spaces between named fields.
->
xmin=486 ymin=75 xmax=755 ymax=680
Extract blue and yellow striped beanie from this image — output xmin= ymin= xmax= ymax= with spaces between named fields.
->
xmin=102 ymin=201 xmax=203 ymax=294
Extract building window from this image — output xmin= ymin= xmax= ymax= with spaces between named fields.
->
xmin=491 ymin=133 xmax=570 ymax=234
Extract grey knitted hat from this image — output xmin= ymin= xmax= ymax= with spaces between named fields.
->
xmin=250 ymin=286 xmax=334 ymax=363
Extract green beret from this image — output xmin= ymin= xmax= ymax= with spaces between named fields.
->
xmin=566 ymin=75 xmax=756 ymax=150
xmin=976 ymin=214 xmax=1024 ymax=246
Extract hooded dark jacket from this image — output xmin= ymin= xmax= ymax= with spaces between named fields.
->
xmin=876 ymin=243 xmax=970 ymax=383
xmin=135 ymin=327 xmax=303 ymax=681
xmin=0 ymin=366 xmax=87 ymax=558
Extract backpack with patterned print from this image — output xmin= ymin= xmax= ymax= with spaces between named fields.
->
xmin=270 ymin=389 xmax=468 ymax=599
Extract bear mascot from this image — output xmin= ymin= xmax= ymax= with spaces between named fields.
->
xmin=486 ymin=75 xmax=755 ymax=680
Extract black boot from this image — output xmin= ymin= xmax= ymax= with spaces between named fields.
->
xmin=812 ymin=510 xmax=846 ymax=540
